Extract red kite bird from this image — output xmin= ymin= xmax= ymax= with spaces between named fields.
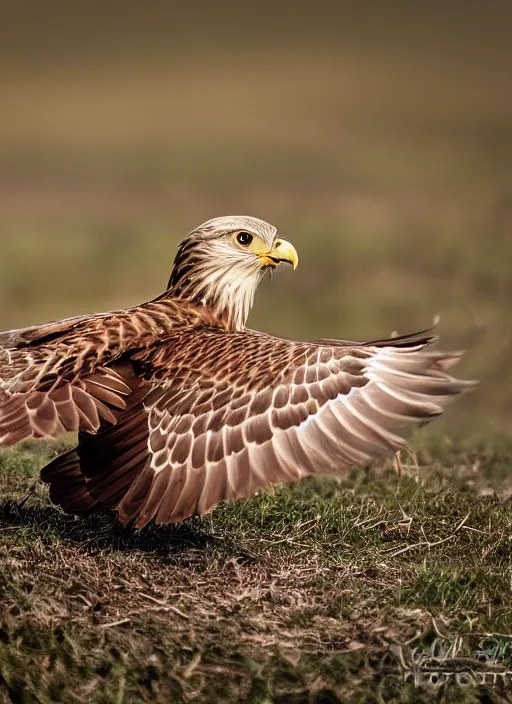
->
xmin=0 ymin=216 xmax=473 ymax=527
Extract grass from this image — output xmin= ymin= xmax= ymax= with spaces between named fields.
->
xmin=1 ymin=437 xmax=512 ymax=703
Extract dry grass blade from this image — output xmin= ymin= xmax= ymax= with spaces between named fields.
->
xmin=384 ymin=512 xmax=471 ymax=558
xmin=100 ymin=618 xmax=131 ymax=629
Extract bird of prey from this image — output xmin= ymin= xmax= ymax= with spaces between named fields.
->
xmin=0 ymin=216 xmax=473 ymax=527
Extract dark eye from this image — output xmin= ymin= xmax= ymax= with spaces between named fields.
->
xmin=236 ymin=231 xmax=253 ymax=246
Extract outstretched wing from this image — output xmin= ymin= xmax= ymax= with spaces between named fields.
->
xmin=0 ymin=298 xmax=188 ymax=445
xmin=0 ymin=312 xmax=105 ymax=349
xmin=0 ymin=362 xmax=140 ymax=446
xmin=42 ymin=327 xmax=473 ymax=527
xmin=0 ymin=310 xmax=132 ymax=444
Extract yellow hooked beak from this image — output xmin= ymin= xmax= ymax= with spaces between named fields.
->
xmin=257 ymin=238 xmax=299 ymax=270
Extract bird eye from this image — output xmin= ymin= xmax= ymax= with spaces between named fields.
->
xmin=236 ymin=232 xmax=253 ymax=246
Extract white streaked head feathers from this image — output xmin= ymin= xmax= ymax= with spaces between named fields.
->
xmin=168 ymin=216 xmax=281 ymax=330
xmin=192 ymin=216 xmax=278 ymax=246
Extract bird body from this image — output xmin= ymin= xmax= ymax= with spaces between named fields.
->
xmin=0 ymin=216 xmax=473 ymax=526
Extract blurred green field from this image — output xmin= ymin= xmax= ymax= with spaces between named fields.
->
xmin=1 ymin=4 xmax=512 ymax=702
xmin=1 ymin=6 xmax=512 ymax=436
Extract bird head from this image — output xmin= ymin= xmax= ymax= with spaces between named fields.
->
xmin=167 ymin=216 xmax=298 ymax=330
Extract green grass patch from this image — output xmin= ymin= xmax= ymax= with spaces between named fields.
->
xmin=1 ymin=437 xmax=512 ymax=702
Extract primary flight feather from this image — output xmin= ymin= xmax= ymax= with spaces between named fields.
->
xmin=0 ymin=216 xmax=473 ymax=526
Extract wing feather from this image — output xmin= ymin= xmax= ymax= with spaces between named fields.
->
xmin=39 ymin=326 xmax=474 ymax=525
xmin=112 ymin=329 xmax=474 ymax=525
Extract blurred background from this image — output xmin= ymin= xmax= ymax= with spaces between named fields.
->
xmin=0 ymin=1 xmax=511 ymax=433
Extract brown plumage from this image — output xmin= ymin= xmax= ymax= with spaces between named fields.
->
xmin=0 ymin=216 xmax=474 ymax=526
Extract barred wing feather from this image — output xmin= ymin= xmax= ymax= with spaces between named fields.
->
xmin=106 ymin=331 xmax=473 ymax=526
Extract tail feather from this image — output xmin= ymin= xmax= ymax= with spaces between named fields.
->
xmin=41 ymin=448 xmax=99 ymax=515
xmin=40 ymin=404 xmax=151 ymax=517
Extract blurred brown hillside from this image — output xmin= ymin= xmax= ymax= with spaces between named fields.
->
xmin=0 ymin=2 xmax=511 ymax=431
